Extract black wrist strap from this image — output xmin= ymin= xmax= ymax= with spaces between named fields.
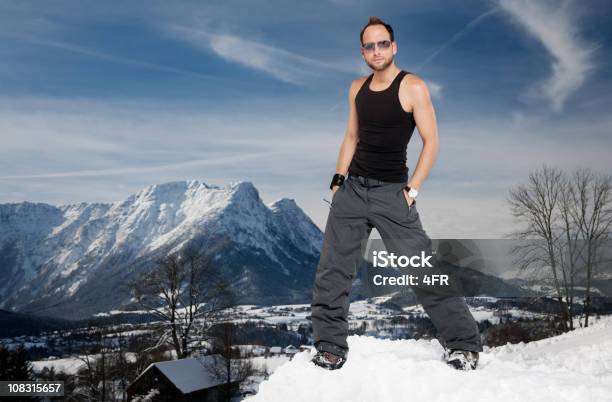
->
xmin=330 ymin=173 xmax=345 ymax=190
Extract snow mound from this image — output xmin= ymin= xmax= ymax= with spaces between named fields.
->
xmin=247 ymin=316 xmax=612 ymax=402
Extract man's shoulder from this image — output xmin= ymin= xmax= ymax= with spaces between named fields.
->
xmin=350 ymin=74 xmax=370 ymax=88
xmin=399 ymin=72 xmax=430 ymax=103
xmin=400 ymin=71 xmax=425 ymax=89
xmin=348 ymin=75 xmax=370 ymax=98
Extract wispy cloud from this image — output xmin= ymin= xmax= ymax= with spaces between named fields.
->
xmin=416 ymin=7 xmax=502 ymax=72
xmin=427 ymin=81 xmax=443 ymax=99
xmin=164 ymin=25 xmax=361 ymax=85
xmin=2 ymin=33 xmax=246 ymax=85
xmin=2 ymin=95 xmax=611 ymax=236
xmin=0 ymin=95 xmax=342 ymax=183
xmin=410 ymin=7 xmax=501 ymax=101
xmin=0 ymin=153 xmax=284 ymax=180
xmin=498 ymin=0 xmax=598 ymax=112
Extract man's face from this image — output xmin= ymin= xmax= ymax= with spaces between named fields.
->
xmin=361 ymin=25 xmax=396 ymax=71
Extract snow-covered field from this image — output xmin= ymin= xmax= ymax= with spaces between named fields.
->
xmin=250 ymin=355 xmax=292 ymax=374
xmin=246 ymin=315 xmax=612 ymax=402
xmin=31 ymin=356 xmax=86 ymax=375
xmin=32 ymin=352 xmax=137 ymax=375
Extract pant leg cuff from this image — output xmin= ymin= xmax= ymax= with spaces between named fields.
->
xmin=445 ymin=341 xmax=483 ymax=353
xmin=315 ymin=341 xmax=348 ymax=358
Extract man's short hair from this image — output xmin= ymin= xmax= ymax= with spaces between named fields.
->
xmin=360 ymin=16 xmax=394 ymax=45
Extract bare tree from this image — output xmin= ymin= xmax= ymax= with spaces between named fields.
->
xmin=556 ymin=169 xmax=588 ymax=329
xmin=507 ymin=164 xmax=571 ymax=327
xmin=569 ymin=168 xmax=612 ymax=326
xmin=129 ymin=244 xmax=234 ymax=359
xmin=508 ymin=164 xmax=612 ymax=329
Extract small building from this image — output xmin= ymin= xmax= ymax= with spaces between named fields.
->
xmin=269 ymin=346 xmax=282 ymax=355
xmin=252 ymin=346 xmax=267 ymax=356
xmin=126 ymin=354 xmax=239 ymax=401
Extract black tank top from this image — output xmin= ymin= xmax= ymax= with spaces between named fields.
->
xmin=348 ymin=69 xmax=416 ymax=183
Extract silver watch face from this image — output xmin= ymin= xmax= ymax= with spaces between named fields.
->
xmin=407 ymin=188 xmax=418 ymax=198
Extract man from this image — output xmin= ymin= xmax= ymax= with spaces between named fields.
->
xmin=310 ymin=16 xmax=482 ymax=371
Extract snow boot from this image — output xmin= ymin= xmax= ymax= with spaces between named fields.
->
xmin=443 ymin=349 xmax=479 ymax=370
xmin=311 ymin=350 xmax=346 ymax=370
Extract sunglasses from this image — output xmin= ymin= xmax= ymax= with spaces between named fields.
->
xmin=361 ymin=40 xmax=392 ymax=51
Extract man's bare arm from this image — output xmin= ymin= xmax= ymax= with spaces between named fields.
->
xmin=332 ymin=79 xmax=362 ymax=191
xmin=405 ymin=77 xmax=439 ymax=192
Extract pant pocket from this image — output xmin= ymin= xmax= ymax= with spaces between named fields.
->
xmin=331 ymin=183 xmax=344 ymax=206
xmin=398 ymin=187 xmax=416 ymax=213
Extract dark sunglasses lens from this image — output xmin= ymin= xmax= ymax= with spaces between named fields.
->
xmin=379 ymin=40 xmax=391 ymax=48
xmin=363 ymin=42 xmax=375 ymax=50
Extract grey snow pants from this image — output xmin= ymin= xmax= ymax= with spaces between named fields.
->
xmin=310 ymin=173 xmax=483 ymax=358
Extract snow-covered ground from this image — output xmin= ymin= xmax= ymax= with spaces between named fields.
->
xmin=31 ymin=356 xmax=86 ymax=375
xmin=250 ymin=355 xmax=292 ymax=373
xmin=246 ymin=315 xmax=612 ymax=402
xmin=32 ymin=352 xmax=138 ymax=375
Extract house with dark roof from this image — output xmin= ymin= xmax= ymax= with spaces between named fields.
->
xmin=126 ymin=354 xmax=240 ymax=401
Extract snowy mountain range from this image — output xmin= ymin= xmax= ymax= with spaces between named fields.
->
xmin=0 ymin=180 xmax=323 ymax=319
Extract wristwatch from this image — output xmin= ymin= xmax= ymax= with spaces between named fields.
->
xmin=404 ymin=185 xmax=418 ymax=198
xmin=330 ymin=173 xmax=345 ymax=190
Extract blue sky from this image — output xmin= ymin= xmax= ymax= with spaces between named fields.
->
xmin=1 ymin=0 xmax=611 ymax=237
